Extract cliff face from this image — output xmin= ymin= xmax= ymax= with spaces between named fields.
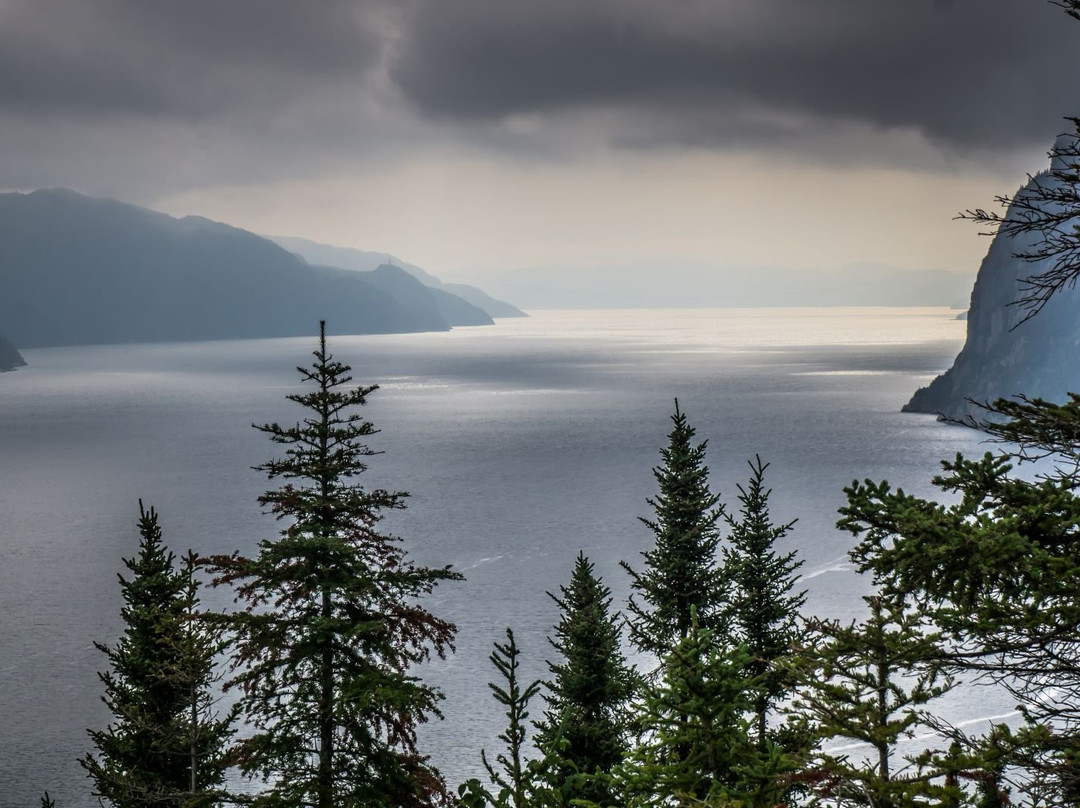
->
xmin=0 ymin=334 xmax=26 ymax=371
xmin=905 ymin=139 xmax=1080 ymax=418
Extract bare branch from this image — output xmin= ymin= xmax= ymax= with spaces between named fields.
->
xmin=957 ymin=119 xmax=1080 ymax=324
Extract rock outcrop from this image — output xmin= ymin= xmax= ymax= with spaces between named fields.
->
xmin=905 ymin=134 xmax=1080 ymax=418
xmin=0 ymin=334 xmax=25 ymax=371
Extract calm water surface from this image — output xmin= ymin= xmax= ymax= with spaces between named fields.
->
xmin=0 ymin=308 xmax=1005 ymax=804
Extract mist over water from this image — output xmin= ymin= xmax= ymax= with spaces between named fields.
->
xmin=0 ymin=308 xmax=1004 ymax=804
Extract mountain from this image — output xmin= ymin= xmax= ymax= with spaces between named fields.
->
xmin=905 ymin=139 xmax=1080 ymax=418
xmin=0 ymin=189 xmax=496 ymax=349
xmin=441 ymin=261 xmax=975 ymax=310
xmin=271 ymin=235 xmax=527 ymax=319
xmin=0 ymin=334 xmax=25 ymax=371
xmin=333 ymin=262 xmax=493 ymax=327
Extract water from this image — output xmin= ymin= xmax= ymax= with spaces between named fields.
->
xmin=0 ymin=307 xmax=1003 ymax=804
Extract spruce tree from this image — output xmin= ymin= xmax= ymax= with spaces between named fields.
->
xmin=616 ymin=612 xmax=756 ymax=807
xmin=535 ymin=553 xmax=634 ymax=805
xmin=459 ymin=629 xmax=544 ymax=808
xmin=81 ymin=502 xmax=234 ymax=807
xmin=840 ymin=396 xmax=1080 ymax=801
xmin=622 ymin=401 xmax=726 ymax=660
xmin=789 ymin=595 xmax=955 ymax=808
xmin=173 ymin=549 xmax=238 ymax=806
xmin=972 ymin=726 xmax=1011 ymax=808
xmin=721 ymin=456 xmax=805 ymax=752
xmin=209 ymin=321 xmax=461 ymax=807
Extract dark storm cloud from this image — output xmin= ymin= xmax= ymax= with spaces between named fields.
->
xmin=3 ymin=0 xmax=1076 ymax=197
xmin=0 ymin=0 xmax=384 ymax=119
xmin=391 ymin=0 xmax=1080 ymax=151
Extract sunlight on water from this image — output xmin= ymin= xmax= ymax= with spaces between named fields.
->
xmin=482 ymin=307 xmax=967 ymax=347
xmin=1 ymin=307 xmax=999 ymax=804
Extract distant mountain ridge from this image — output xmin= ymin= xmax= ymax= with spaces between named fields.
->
xmin=905 ymin=139 xmax=1080 ymax=418
xmin=0 ymin=334 xmax=25 ymax=371
xmin=0 ymin=189 xmax=500 ymax=349
xmin=271 ymin=235 xmax=527 ymax=319
xmin=341 ymin=262 xmax=493 ymax=328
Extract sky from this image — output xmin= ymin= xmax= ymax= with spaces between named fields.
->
xmin=2 ymin=0 xmax=1079 ymax=278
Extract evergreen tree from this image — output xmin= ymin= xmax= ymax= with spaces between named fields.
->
xmin=209 ymin=321 xmax=461 ymax=807
xmin=971 ymin=726 xmax=1011 ymax=808
xmin=916 ymin=724 xmax=1014 ymax=808
xmin=81 ymin=502 xmax=234 ymax=807
xmin=535 ymin=553 xmax=635 ymax=805
xmin=788 ymin=595 xmax=955 ymax=808
xmin=840 ymin=395 xmax=1080 ymax=802
xmin=721 ymin=456 xmax=805 ymax=752
xmin=173 ymin=549 xmax=238 ymax=807
xmin=622 ymin=401 xmax=726 ymax=660
xmin=615 ymin=612 xmax=758 ymax=807
xmin=459 ymin=629 xmax=546 ymax=808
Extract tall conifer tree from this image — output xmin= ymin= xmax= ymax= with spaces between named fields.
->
xmin=616 ymin=613 xmax=756 ymax=807
xmin=789 ymin=595 xmax=954 ymax=808
xmin=722 ymin=456 xmax=805 ymax=752
xmin=622 ymin=401 xmax=726 ymax=660
xmin=841 ymin=407 xmax=1080 ymax=802
xmin=81 ymin=503 xmax=234 ymax=807
xmin=459 ymin=629 xmax=544 ymax=808
xmin=536 ymin=553 xmax=634 ymax=805
xmin=210 ymin=321 xmax=461 ymax=807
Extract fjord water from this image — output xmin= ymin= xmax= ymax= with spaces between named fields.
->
xmin=1 ymin=308 xmax=999 ymax=804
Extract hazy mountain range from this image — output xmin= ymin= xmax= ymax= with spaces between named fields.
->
xmin=444 ymin=261 xmax=976 ymax=309
xmin=0 ymin=189 xmax=518 ymax=350
xmin=0 ymin=187 xmax=986 ymax=363
xmin=270 ymin=236 xmax=526 ymax=319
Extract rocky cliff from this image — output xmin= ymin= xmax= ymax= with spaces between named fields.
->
xmin=905 ymin=135 xmax=1080 ymax=418
xmin=0 ymin=334 xmax=25 ymax=371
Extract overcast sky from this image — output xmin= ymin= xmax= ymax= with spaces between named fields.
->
xmin=2 ymin=0 xmax=1078 ymax=276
